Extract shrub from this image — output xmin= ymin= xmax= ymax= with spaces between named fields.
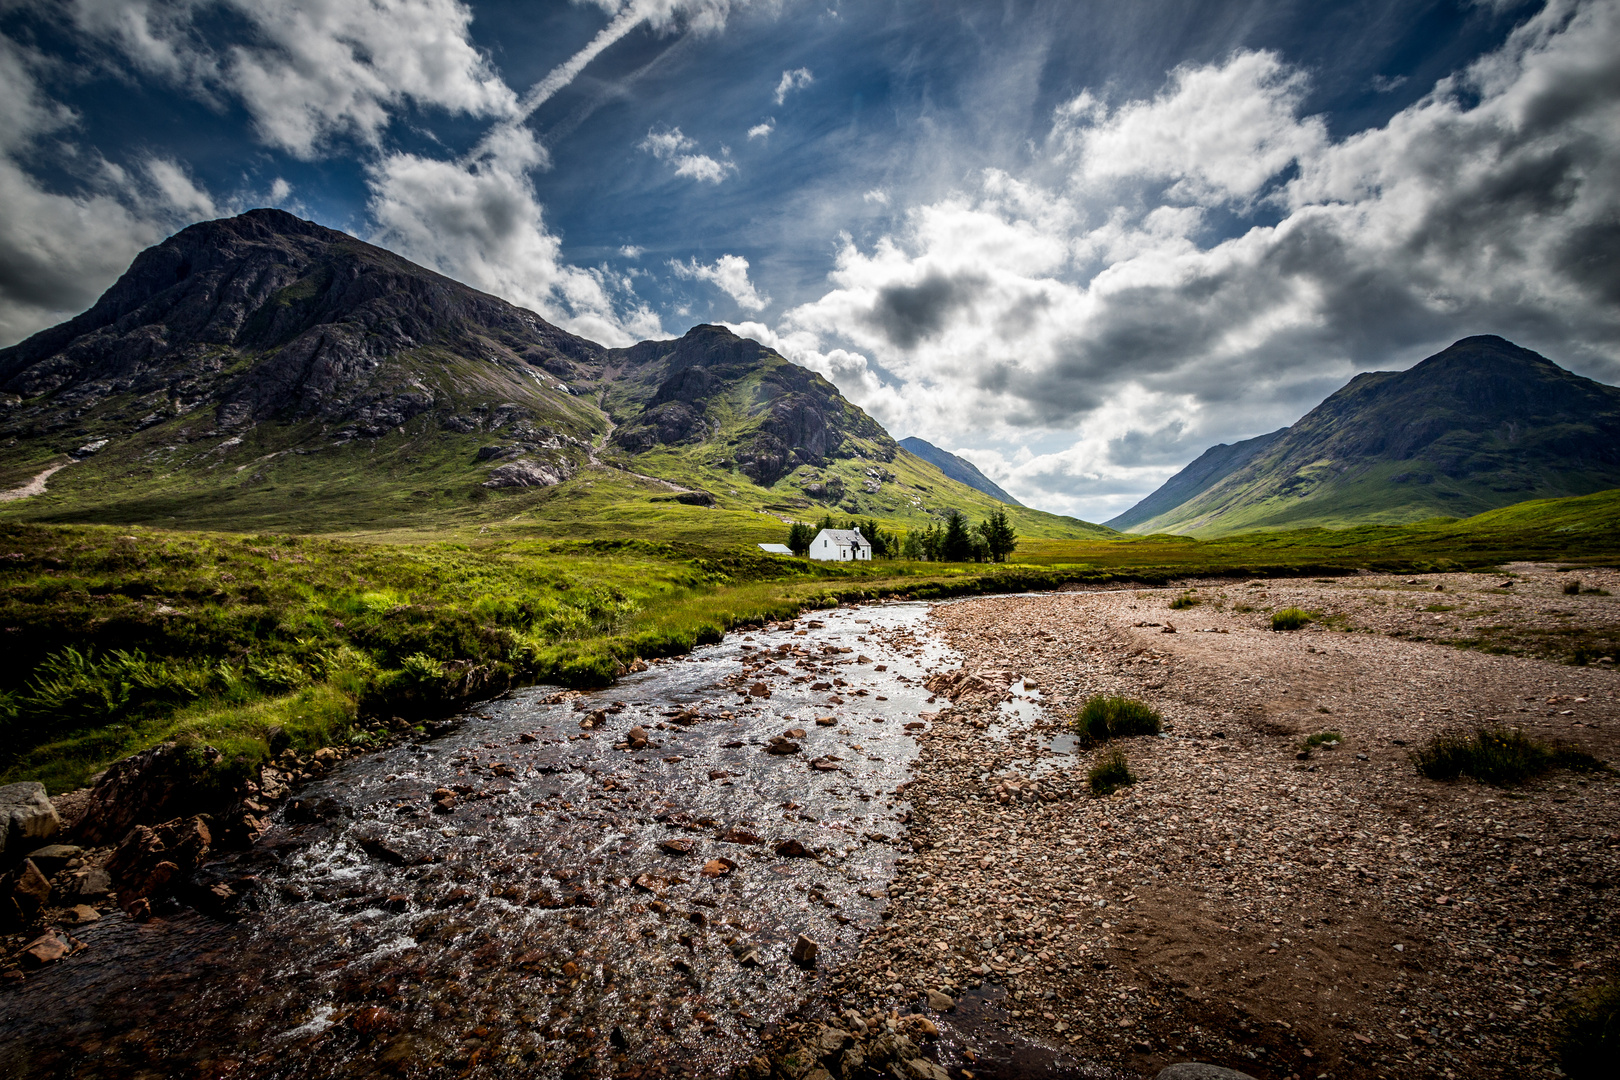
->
xmin=1560 ymin=979 xmax=1620 ymax=1079
xmin=1168 ymin=592 xmax=1201 ymax=610
xmin=1088 ymin=746 xmax=1135 ymax=796
xmin=1074 ymin=695 xmax=1162 ymax=745
xmin=1271 ymin=607 xmax=1314 ymax=631
xmin=1411 ymin=726 xmax=1605 ymax=786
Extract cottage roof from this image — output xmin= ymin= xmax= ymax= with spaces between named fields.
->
xmin=815 ymin=528 xmax=870 ymax=549
xmin=757 ymin=543 xmax=794 ymax=555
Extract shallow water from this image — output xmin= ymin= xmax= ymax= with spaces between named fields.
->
xmin=0 ymin=602 xmax=957 ymax=1079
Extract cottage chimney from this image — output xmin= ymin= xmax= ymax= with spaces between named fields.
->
xmin=853 ymin=526 xmax=862 ymax=536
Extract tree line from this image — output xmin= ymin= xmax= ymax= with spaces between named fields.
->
xmin=784 ymin=508 xmax=1017 ymax=563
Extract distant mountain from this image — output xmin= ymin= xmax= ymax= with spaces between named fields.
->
xmin=1106 ymin=428 xmax=1285 ymax=530
xmin=0 ymin=209 xmax=1105 ymax=538
xmin=1119 ymin=336 xmax=1620 ymax=535
xmin=898 ymin=437 xmax=1023 ymax=507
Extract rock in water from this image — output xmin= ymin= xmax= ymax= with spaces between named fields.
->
xmin=791 ymin=933 xmax=819 ymax=966
xmin=0 ymin=782 xmax=61 ymax=858
xmin=19 ymin=930 xmax=71 ymax=968
xmin=1155 ymin=1065 xmax=1260 ymax=1080
xmin=925 ymin=989 xmax=956 ymax=1012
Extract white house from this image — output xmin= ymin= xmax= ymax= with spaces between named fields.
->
xmin=809 ymin=527 xmax=871 ymax=561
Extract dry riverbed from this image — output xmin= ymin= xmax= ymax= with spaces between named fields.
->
xmin=822 ymin=568 xmax=1619 ymax=1080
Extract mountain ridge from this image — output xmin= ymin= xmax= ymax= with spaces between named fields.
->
xmin=1119 ymin=336 xmax=1620 ymax=535
xmin=897 ymin=437 xmax=1023 ymax=507
xmin=0 ymin=209 xmax=1106 ymax=540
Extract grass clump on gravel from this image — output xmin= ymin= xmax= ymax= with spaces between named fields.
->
xmin=1087 ymin=746 xmax=1136 ymax=796
xmin=1301 ymin=730 xmax=1342 ymax=749
xmin=1558 ymin=979 xmax=1620 ymax=1079
xmin=1411 ymin=726 xmax=1605 ymax=787
xmin=1073 ymin=694 xmax=1162 ymax=745
xmin=1167 ymin=592 xmax=1201 ymax=610
xmin=1270 ymin=607 xmax=1315 ymax=631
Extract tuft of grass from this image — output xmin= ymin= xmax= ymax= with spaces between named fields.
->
xmin=1271 ymin=607 xmax=1314 ymax=631
xmin=1087 ymin=746 xmax=1135 ymax=796
xmin=1073 ymin=694 xmax=1162 ymax=745
xmin=1168 ymin=592 xmax=1201 ymax=610
xmin=1565 ymin=578 xmax=1584 ymax=595
xmin=1301 ymin=730 xmax=1342 ymax=749
xmin=1411 ymin=726 xmax=1605 ymax=787
xmin=1559 ymin=979 xmax=1620 ymax=1080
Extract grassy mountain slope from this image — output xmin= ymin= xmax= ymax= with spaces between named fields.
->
xmin=0 ymin=211 xmax=1105 ymax=541
xmin=897 ymin=437 xmax=1024 ymax=507
xmin=1106 ymin=428 xmax=1285 ymax=530
xmin=1127 ymin=336 xmax=1620 ymax=535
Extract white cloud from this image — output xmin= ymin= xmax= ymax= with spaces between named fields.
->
xmin=747 ymin=118 xmax=774 ymax=139
xmin=619 ymin=244 xmax=644 ymax=258
xmin=268 ymin=176 xmax=293 ymax=202
xmin=672 ymin=253 xmax=769 ymax=311
xmin=368 ymin=127 xmax=661 ymax=345
xmin=773 ymin=66 xmax=813 ymax=105
xmin=639 ymin=126 xmax=735 ymax=183
xmin=771 ymin=1 xmax=1620 ymax=520
xmin=0 ymin=36 xmax=224 ymax=346
xmin=863 ymin=188 xmax=890 ymax=205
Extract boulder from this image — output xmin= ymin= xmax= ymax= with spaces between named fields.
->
xmin=0 ymin=781 xmax=61 ymax=859
xmin=791 ymin=933 xmax=819 ymax=966
xmin=62 ymin=865 xmax=113 ymax=904
xmin=1155 ymin=1066 xmax=1260 ymax=1080
xmin=73 ymin=742 xmax=221 ymax=847
xmin=105 ymin=815 xmax=213 ymax=909
xmin=25 ymin=843 xmax=83 ymax=876
xmin=17 ymin=929 xmax=71 ymax=968
xmin=4 ymin=859 xmax=53 ymax=927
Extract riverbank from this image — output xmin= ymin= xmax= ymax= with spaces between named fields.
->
xmin=826 ymin=568 xmax=1619 ymax=1079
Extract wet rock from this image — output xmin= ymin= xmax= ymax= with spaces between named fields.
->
xmin=73 ymin=742 xmax=220 ymax=846
xmin=784 ymin=728 xmax=807 ymax=739
xmin=26 ymin=843 xmax=83 ymax=876
xmin=701 ymin=858 xmax=737 ymax=877
xmin=431 ymin=788 xmax=457 ymax=813
xmin=0 ymin=781 xmax=61 ymax=858
xmin=17 ymin=929 xmax=71 ymax=968
xmin=766 ymin=737 xmax=802 ymax=755
xmin=774 ymin=839 xmax=811 ymax=858
xmin=580 ymin=710 xmax=607 ymax=729
xmin=1154 ymin=1066 xmax=1259 ymax=1080
xmin=351 ymin=1005 xmax=399 ymax=1036
xmin=719 ymin=827 xmax=763 ymax=845
xmin=63 ymin=865 xmax=112 ymax=903
xmin=659 ymin=839 xmax=696 ymax=857
xmin=791 ymin=933 xmax=819 ymax=966
xmin=63 ymin=904 xmax=101 ymax=925
xmin=5 ymin=859 xmax=52 ymax=927
xmin=356 ymin=836 xmax=408 ymax=866
xmin=748 ymin=682 xmax=771 ymax=698
xmin=925 ymin=989 xmax=956 ymax=1011
xmin=814 ymin=716 xmax=838 ymax=726
xmin=107 ymin=816 xmax=213 ymax=910
xmin=627 ymin=726 xmax=650 ymax=750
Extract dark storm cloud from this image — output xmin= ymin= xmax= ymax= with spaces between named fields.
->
xmin=860 ymin=270 xmax=988 ymax=350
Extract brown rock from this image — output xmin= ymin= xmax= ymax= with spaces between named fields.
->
xmin=9 ymin=859 xmax=52 ymax=922
xmin=815 ymin=716 xmax=838 ymax=726
xmin=774 ymin=838 xmax=812 ymax=858
xmin=766 ymin=738 xmax=802 ymax=755
xmin=791 ymin=933 xmax=819 ymax=966
xmin=64 ymin=904 xmax=101 ymax=925
xmin=720 ymin=827 xmax=764 ymax=845
xmin=701 ymin=858 xmax=737 ymax=877
xmin=73 ymin=743 xmax=221 ymax=846
xmin=748 ymin=682 xmax=771 ymax=698
xmin=18 ymin=929 xmax=70 ymax=968
xmin=351 ymin=1005 xmax=399 ymax=1036
xmin=784 ymin=728 xmax=807 ymax=739
xmin=926 ymin=989 xmax=956 ymax=1011
xmin=659 ymin=839 xmax=696 ymax=856
xmin=627 ymin=726 xmax=650 ymax=749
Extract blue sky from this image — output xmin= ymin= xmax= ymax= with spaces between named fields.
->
xmin=2 ymin=0 xmax=1618 ymax=520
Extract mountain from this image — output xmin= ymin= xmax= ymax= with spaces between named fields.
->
xmin=1119 ymin=336 xmax=1620 ymax=535
xmin=0 ymin=209 xmax=1107 ymax=539
xmin=897 ymin=438 xmax=1023 ymax=507
xmin=1105 ymin=428 xmax=1285 ymax=530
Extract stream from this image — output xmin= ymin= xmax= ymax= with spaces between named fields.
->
xmin=0 ymin=602 xmax=958 ymax=1079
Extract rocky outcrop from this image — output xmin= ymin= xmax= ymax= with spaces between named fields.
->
xmin=0 ymin=781 xmax=60 ymax=860
xmin=72 ymin=742 xmax=221 ymax=847
xmin=483 ymin=457 xmax=574 ymax=489
xmin=104 ymin=815 xmax=213 ymax=918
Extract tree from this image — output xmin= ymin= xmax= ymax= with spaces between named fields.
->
xmin=941 ymin=510 xmax=973 ymax=561
xmin=978 ymin=508 xmax=1019 ymax=563
xmin=860 ymin=517 xmax=892 ymax=558
xmin=786 ymin=522 xmax=815 ymax=556
xmin=900 ymin=529 xmax=925 ymax=560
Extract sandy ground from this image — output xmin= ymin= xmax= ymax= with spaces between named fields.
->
xmin=844 ymin=568 xmax=1620 ymax=1080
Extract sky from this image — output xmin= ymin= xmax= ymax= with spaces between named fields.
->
xmin=1 ymin=0 xmax=1618 ymax=522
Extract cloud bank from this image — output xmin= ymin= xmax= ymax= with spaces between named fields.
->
xmin=767 ymin=0 xmax=1620 ymax=520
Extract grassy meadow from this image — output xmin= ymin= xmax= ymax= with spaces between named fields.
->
xmin=4 ymin=484 xmax=1619 ymax=795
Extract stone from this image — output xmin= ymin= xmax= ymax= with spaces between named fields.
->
xmin=351 ymin=1005 xmax=399 ymax=1036
xmin=901 ymin=1059 xmax=951 ymax=1080
xmin=720 ymin=827 xmax=763 ymax=845
xmin=64 ymin=904 xmax=101 ymax=925
xmin=766 ymin=737 xmax=802 ymax=755
xmin=63 ymin=865 xmax=111 ymax=903
xmin=106 ymin=815 xmax=212 ymax=906
xmin=1154 ymin=1066 xmax=1260 ymax=1080
xmin=925 ymin=989 xmax=956 ymax=1012
xmin=791 ymin=933 xmax=820 ymax=966
xmin=815 ymin=716 xmax=838 ymax=726
xmin=627 ymin=726 xmax=650 ymax=749
xmin=659 ymin=839 xmax=696 ymax=856
xmin=701 ymin=858 xmax=737 ymax=877
xmin=0 ymin=781 xmax=60 ymax=858
xmin=774 ymin=838 xmax=811 ymax=858
xmin=7 ymin=859 xmax=52 ymax=925
xmin=748 ymin=682 xmax=771 ymax=698
xmin=25 ymin=843 xmax=83 ymax=876
xmin=18 ymin=929 xmax=71 ymax=968
xmin=784 ymin=728 xmax=807 ymax=739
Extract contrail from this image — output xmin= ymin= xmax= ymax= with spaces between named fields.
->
xmin=517 ymin=3 xmax=654 ymax=120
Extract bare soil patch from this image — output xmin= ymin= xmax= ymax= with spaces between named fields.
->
xmin=845 ymin=571 xmax=1619 ymax=1079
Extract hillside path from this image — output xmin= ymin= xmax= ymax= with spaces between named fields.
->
xmin=0 ymin=461 xmax=71 ymax=503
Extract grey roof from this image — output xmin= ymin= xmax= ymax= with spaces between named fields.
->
xmin=815 ymin=528 xmax=870 ymax=548
xmin=757 ymin=543 xmax=794 ymax=554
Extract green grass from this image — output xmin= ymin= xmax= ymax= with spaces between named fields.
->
xmin=1073 ymin=695 xmax=1163 ymax=745
xmin=1270 ymin=607 xmax=1314 ymax=631
xmin=1167 ymin=591 xmax=1201 ymax=609
xmin=1301 ymin=730 xmax=1342 ymax=749
xmin=1087 ymin=746 xmax=1136 ymax=796
xmin=1410 ymin=727 xmax=1605 ymax=787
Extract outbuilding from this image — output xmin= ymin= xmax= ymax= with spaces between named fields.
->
xmin=809 ymin=527 xmax=871 ymax=561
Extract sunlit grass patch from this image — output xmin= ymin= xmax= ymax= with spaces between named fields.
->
xmin=1088 ymin=746 xmax=1135 ymax=797
xmin=1073 ymin=695 xmax=1162 ymax=746
xmin=1271 ymin=607 xmax=1314 ymax=631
